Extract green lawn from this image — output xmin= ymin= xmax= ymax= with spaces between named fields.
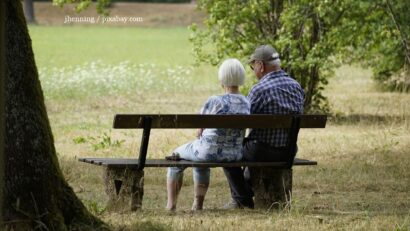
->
xmin=30 ymin=25 xmax=218 ymax=100
xmin=29 ymin=25 xmax=410 ymax=231
xmin=29 ymin=26 xmax=195 ymax=67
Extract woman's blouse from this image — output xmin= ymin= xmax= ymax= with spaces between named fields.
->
xmin=192 ymin=94 xmax=250 ymax=162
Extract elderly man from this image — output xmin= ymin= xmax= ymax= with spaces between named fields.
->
xmin=223 ymin=45 xmax=305 ymax=209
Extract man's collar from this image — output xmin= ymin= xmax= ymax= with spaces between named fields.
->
xmin=259 ymin=69 xmax=284 ymax=82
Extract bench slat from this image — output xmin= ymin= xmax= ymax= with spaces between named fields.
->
xmin=113 ymin=114 xmax=327 ymax=129
xmin=79 ymin=157 xmax=317 ymax=168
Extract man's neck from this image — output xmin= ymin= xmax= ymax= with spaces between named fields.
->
xmin=258 ymin=68 xmax=282 ymax=80
xmin=265 ymin=66 xmax=281 ymax=75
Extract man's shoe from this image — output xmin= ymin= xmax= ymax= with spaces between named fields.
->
xmin=222 ymin=199 xmax=243 ymax=210
xmin=222 ymin=199 xmax=255 ymax=209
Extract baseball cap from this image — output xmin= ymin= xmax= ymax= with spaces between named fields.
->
xmin=248 ymin=45 xmax=280 ymax=64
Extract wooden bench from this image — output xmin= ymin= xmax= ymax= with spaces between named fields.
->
xmin=79 ymin=114 xmax=327 ymax=211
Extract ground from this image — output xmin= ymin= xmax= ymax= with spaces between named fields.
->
xmin=26 ymin=3 xmax=410 ymax=230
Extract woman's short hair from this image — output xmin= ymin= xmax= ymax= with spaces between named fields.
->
xmin=218 ymin=58 xmax=245 ymax=87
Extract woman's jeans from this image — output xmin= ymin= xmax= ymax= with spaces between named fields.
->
xmin=167 ymin=142 xmax=210 ymax=184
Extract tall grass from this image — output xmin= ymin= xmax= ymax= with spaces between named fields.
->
xmin=39 ymin=61 xmax=197 ymax=99
xmin=30 ymin=25 xmax=410 ymax=231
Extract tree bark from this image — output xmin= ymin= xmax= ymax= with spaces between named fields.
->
xmin=1 ymin=0 xmax=6 ymax=227
xmin=23 ymin=0 xmax=36 ymax=24
xmin=3 ymin=0 xmax=109 ymax=230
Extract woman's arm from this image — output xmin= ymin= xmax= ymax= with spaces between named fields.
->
xmin=197 ymin=96 xmax=219 ymax=139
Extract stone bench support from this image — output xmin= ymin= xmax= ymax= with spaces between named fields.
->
xmin=104 ymin=167 xmax=144 ymax=212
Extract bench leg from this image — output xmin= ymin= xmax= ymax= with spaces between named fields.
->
xmin=104 ymin=167 xmax=144 ymax=212
xmin=249 ymin=168 xmax=292 ymax=210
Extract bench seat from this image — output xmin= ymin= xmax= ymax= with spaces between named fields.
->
xmin=79 ymin=157 xmax=317 ymax=168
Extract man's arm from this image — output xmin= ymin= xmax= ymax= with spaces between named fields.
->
xmin=247 ymin=87 xmax=263 ymax=114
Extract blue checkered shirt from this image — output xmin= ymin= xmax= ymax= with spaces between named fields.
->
xmin=247 ymin=70 xmax=305 ymax=147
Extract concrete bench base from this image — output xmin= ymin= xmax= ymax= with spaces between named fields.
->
xmin=104 ymin=167 xmax=144 ymax=212
xmin=102 ymin=165 xmax=293 ymax=211
xmin=249 ymin=168 xmax=292 ymax=209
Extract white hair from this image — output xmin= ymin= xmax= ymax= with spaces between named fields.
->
xmin=265 ymin=53 xmax=281 ymax=67
xmin=218 ymin=58 xmax=245 ymax=87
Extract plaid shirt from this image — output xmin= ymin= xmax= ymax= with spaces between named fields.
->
xmin=247 ymin=70 xmax=304 ymax=147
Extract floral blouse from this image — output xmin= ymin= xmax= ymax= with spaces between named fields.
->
xmin=191 ymin=94 xmax=250 ymax=162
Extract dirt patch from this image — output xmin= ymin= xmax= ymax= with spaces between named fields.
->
xmin=32 ymin=2 xmax=206 ymax=27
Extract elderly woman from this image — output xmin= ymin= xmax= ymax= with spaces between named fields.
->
xmin=166 ymin=58 xmax=250 ymax=211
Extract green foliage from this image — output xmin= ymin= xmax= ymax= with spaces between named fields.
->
xmin=190 ymin=0 xmax=352 ymax=112
xmin=111 ymin=0 xmax=190 ymax=2
xmin=345 ymin=0 xmax=410 ymax=92
xmin=73 ymin=136 xmax=87 ymax=144
xmin=90 ymin=132 xmax=125 ymax=151
xmin=190 ymin=0 xmax=410 ymax=112
xmin=83 ymin=200 xmax=106 ymax=216
xmin=73 ymin=132 xmax=125 ymax=151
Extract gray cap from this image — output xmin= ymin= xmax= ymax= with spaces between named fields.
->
xmin=248 ymin=45 xmax=280 ymax=64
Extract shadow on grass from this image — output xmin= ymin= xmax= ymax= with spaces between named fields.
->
xmin=119 ymin=221 xmax=171 ymax=231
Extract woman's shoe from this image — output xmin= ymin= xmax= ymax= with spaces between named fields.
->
xmin=165 ymin=152 xmax=182 ymax=161
xmin=165 ymin=205 xmax=176 ymax=212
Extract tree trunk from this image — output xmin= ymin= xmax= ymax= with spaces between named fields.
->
xmin=3 ymin=0 xmax=108 ymax=230
xmin=23 ymin=0 xmax=36 ymax=24
xmin=1 ymin=0 xmax=6 ymax=227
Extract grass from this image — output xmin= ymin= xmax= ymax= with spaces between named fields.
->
xmin=29 ymin=26 xmax=196 ymax=67
xmin=29 ymin=25 xmax=410 ymax=230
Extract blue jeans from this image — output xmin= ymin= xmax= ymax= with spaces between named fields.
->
xmin=167 ymin=142 xmax=210 ymax=184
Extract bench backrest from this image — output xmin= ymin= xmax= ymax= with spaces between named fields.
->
xmin=113 ymin=114 xmax=327 ymax=170
xmin=114 ymin=114 xmax=327 ymax=129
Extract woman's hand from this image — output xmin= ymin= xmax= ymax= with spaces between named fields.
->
xmin=196 ymin=128 xmax=204 ymax=138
